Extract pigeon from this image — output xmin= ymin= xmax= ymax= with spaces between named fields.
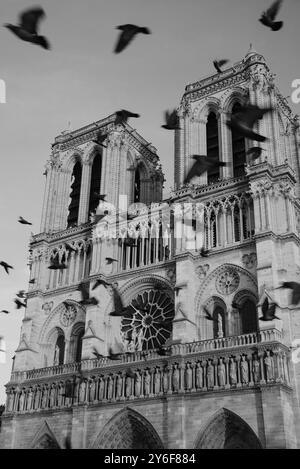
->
xmin=48 ymin=259 xmax=67 ymax=270
xmin=92 ymin=131 xmax=108 ymax=148
xmin=226 ymin=104 xmax=274 ymax=142
xmin=259 ymin=0 xmax=284 ymax=31
xmin=246 ymin=146 xmax=266 ymax=162
xmin=29 ymin=279 xmax=36 ymax=284
xmin=0 ymin=261 xmax=14 ymax=274
xmin=65 ymin=243 xmax=77 ymax=253
xmin=114 ymin=24 xmax=151 ymax=54
xmin=92 ymin=278 xmax=110 ymax=291
xmin=4 ymin=7 xmax=50 ymax=49
xmin=174 ymin=284 xmax=187 ymax=296
xmin=107 ymin=347 xmax=123 ymax=360
xmin=92 ymin=348 xmax=104 ymax=360
xmin=14 ymin=299 xmax=27 ymax=309
xmin=200 ymin=247 xmax=209 ymax=257
xmin=18 ymin=216 xmax=32 ymax=225
xmin=114 ymin=109 xmax=140 ymax=125
xmin=0 ymin=310 xmax=10 ymax=314
xmin=259 ymin=297 xmax=280 ymax=321
xmin=109 ymin=285 xmax=127 ymax=316
xmin=16 ymin=290 xmax=26 ymax=299
xmin=184 ymin=155 xmax=227 ymax=184
xmin=276 ymin=282 xmax=300 ymax=306
xmin=161 ymin=109 xmax=181 ymax=130
xmin=213 ymin=59 xmax=229 ymax=73
xmin=105 ymin=257 xmax=118 ymax=265
xmin=77 ymin=282 xmax=98 ymax=306
xmin=203 ymin=306 xmax=213 ymax=321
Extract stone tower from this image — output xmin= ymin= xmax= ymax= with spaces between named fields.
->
xmin=1 ymin=51 xmax=300 ymax=449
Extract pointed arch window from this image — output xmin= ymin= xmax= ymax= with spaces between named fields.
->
xmin=240 ymin=300 xmax=257 ymax=334
xmin=134 ymin=168 xmax=141 ymax=202
xmin=231 ymin=103 xmax=246 ymax=177
xmin=67 ymin=161 xmax=82 ymax=227
xmin=54 ymin=334 xmax=65 ymax=366
xmin=206 ymin=112 xmax=220 ymax=184
xmin=88 ymin=153 xmax=102 ymax=216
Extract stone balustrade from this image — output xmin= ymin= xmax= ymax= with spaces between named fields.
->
xmin=5 ymin=332 xmax=291 ymax=415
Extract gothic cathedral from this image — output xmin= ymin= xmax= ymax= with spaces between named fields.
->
xmin=1 ymin=48 xmax=300 ymax=449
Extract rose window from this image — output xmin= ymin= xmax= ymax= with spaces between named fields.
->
xmin=216 ymin=269 xmax=240 ymax=295
xmin=121 ymin=289 xmax=174 ymax=351
xmin=59 ymin=303 xmax=77 ymax=327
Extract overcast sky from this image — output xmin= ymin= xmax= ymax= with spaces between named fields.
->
xmin=0 ymin=0 xmax=299 ymax=403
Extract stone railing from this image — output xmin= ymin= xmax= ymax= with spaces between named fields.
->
xmin=5 ymin=332 xmax=291 ymax=415
xmin=10 ymin=329 xmax=282 ymax=383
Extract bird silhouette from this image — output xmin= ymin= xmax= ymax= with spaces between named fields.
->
xmin=184 ymin=155 xmax=227 ymax=184
xmin=109 ymin=285 xmax=129 ymax=316
xmin=226 ymin=104 xmax=274 ymax=142
xmin=5 ymin=7 xmax=50 ymax=49
xmin=1 ymin=310 xmax=10 ymax=314
xmin=259 ymin=0 xmax=284 ymax=31
xmin=105 ymin=257 xmax=118 ymax=265
xmin=114 ymin=109 xmax=140 ymax=125
xmin=161 ymin=109 xmax=181 ymax=130
xmin=16 ymin=290 xmax=26 ymax=299
xmin=203 ymin=306 xmax=214 ymax=321
xmin=174 ymin=284 xmax=187 ymax=296
xmin=276 ymin=282 xmax=300 ymax=306
xmin=92 ymin=131 xmax=108 ymax=148
xmin=246 ymin=146 xmax=266 ymax=162
xmin=0 ymin=261 xmax=14 ymax=274
xmin=213 ymin=59 xmax=229 ymax=73
xmin=14 ymin=299 xmax=27 ymax=309
xmin=29 ymin=279 xmax=36 ymax=284
xmin=77 ymin=281 xmax=98 ymax=306
xmin=92 ymin=347 xmax=105 ymax=360
xmin=114 ymin=24 xmax=151 ymax=53
xmin=107 ymin=346 xmax=123 ymax=360
xmin=92 ymin=278 xmax=111 ymax=291
xmin=259 ymin=297 xmax=280 ymax=321
xmin=18 ymin=216 xmax=32 ymax=225
xmin=200 ymin=247 xmax=209 ymax=257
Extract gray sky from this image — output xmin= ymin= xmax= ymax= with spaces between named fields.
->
xmin=0 ymin=0 xmax=299 ymax=403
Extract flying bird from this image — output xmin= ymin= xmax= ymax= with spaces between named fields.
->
xmin=246 ymin=146 xmax=266 ymax=162
xmin=259 ymin=297 xmax=280 ymax=321
xmin=92 ymin=131 xmax=108 ymax=148
xmin=18 ymin=216 xmax=32 ymax=225
xmin=0 ymin=261 xmax=14 ymax=274
xmin=114 ymin=109 xmax=140 ymax=125
xmin=105 ymin=257 xmax=118 ymax=265
xmin=114 ymin=24 xmax=151 ymax=54
xmin=4 ymin=7 xmax=50 ymax=49
xmin=276 ymin=282 xmax=300 ymax=306
xmin=107 ymin=347 xmax=123 ymax=360
xmin=184 ymin=155 xmax=227 ymax=184
xmin=92 ymin=278 xmax=110 ymax=291
xmin=16 ymin=290 xmax=26 ymax=299
xmin=200 ymin=247 xmax=209 ymax=257
xmin=174 ymin=284 xmax=187 ymax=296
xmin=92 ymin=348 xmax=105 ymax=360
xmin=1 ymin=310 xmax=10 ymax=314
xmin=213 ymin=59 xmax=229 ymax=73
xmin=29 ymin=279 xmax=36 ymax=284
xmin=14 ymin=299 xmax=27 ymax=309
xmin=226 ymin=103 xmax=274 ymax=142
xmin=259 ymin=0 xmax=284 ymax=31
xmin=203 ymin=306 xmax=213 ymax=321
xmin=77 ymin=281 xmax=98 ymax=306
xmin=109 ymin=285 xmax=128 ymax=316
xmin=161 ymin=109 xmax=181 ymax=130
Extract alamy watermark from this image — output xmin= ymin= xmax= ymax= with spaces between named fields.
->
xmin=291 ymin=79 xmax=300 ymax=104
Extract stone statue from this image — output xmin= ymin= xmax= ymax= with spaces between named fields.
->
xmin=116 ymin=374 xmax=123 ymax=399
xmin=185 ymin=363 xmax=193 ymax=391
xmin=172 ymin=364 xmax=180 ymax=392
xmin=41 ymin=386 xmax=48 ymax=409
xmin=154 ymin=369 xmax=161 ymax=394
xmin=19 ymin=390 xmax=25 ymax=412
xmin=49 ymin=384 xmax=56 ymax=407
xmin=163 ymin=368 xmax=169 ymax=393
xmin=98 ymin=377 xmax=105 ymax=400
xmin=26 ymin=388 xmax=33 ymax=411
xmin=207 ymin=361 xmax=214 ymax=388
xmin=252 ymin=356 xmax=260 ymax=383
xmin=7 ymin=389 xmax=14 ymax=412
xmin=218 ymin=358 xmax=226 ymax=387
xmin=107 ymin=376 xmax=113 ymax=400
xmin=125 ymin=376 xmax=132 ymax=398
xmin=135 ymin=372 xmax=141 ymax=397
xmin=241 ymin=356 xmax=249 ymax=384
xmin=89 ymin=379 xmax=96 ymax=402
xmin=79 ymin=380 xmax=86 ymax=403
xmin=264 ymin=351 xmax=274 ymax=381
xmin=196 ymin=363 xmax=203 ymax=389
xmin=53 ymin=345 xmax=60 ymax=366
xmin=229 ymin=358 xmax=237 ymax=385
xmin=144 ymin=370 xmax=151 ymax=396
xmin=136 ymin=328 xmax=144 ymax=352
xmin=57 ymin=384 xmax=63 ymax=407
xmin=217 ymin=313 xmax=224 ymax=338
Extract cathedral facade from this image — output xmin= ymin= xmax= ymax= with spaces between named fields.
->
xmin=1 ymin=49 xmax=300 ymax=449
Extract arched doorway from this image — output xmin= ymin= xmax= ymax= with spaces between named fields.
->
xmin=195 ymin=408 xmax=262 ymax=449
xmin=92 ymin=408 xmax=163 ymax=449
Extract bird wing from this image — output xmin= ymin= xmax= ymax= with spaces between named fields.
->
xmin=114 ymin=29 xmax=137 ymax=53
xmin=261 ymin=297 xmax=269 ymax=315
xmin=239 ymin=106 xmax=272 ymax=128
xmin=112 ymin=286 xmax=124 ymax=313
xmin=184 ymin=157 xmax=207 ymax=183
xmin=19 ymin=7 xmax=45 ymax=35
xmin=78 ymin=282 xmax=89 ymax=301
xmin=218 ymin=59 xmax=229 ymax=67
xmin=267 ymin=0 xmax=283 ymax=20
xmin=168 ymin=110 xmax=178 ymax=127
